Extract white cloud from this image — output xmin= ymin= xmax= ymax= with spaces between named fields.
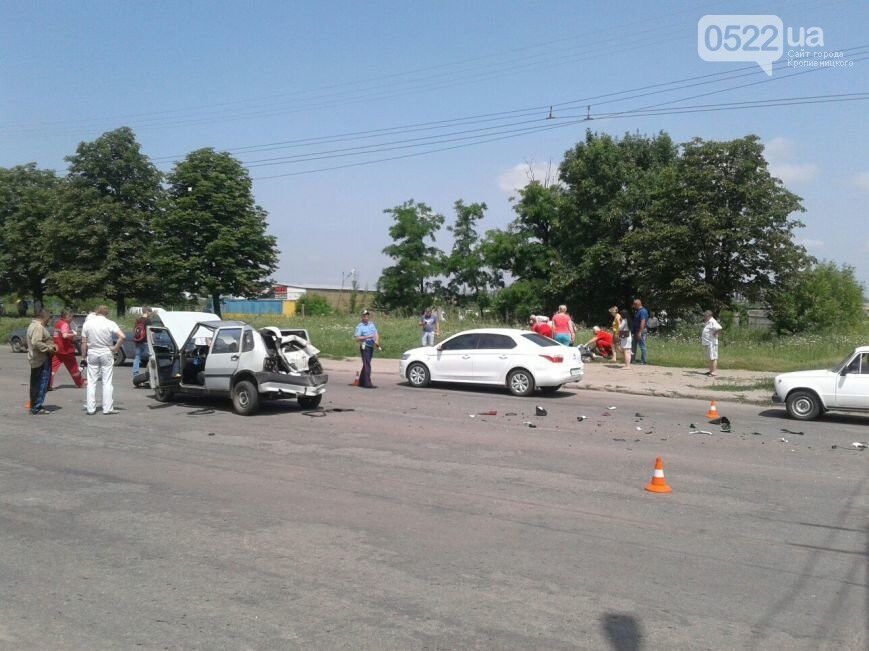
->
xmin=764 ymin=137 xmax=818 ymax=185
xmin=764 ymin=136 xmax=793 ymax=160
xmin=497 ymin=161 xmax=558 ymax=195
xmin=797 ymin=238 xmax=825 ymax=250
xmin=853 ymin=171 xmax=869 ymax=193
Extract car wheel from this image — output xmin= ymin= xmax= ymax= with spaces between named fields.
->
xmin=10 ymin=336 xmax=25 ymax=353
xmin=153 ymin=386 xmax=175 ymax=402
xmin=507 ymin=368 xmax=535 ymax=397
xmin=786 ymin=390 xmax=821 ymax=421
xmin=540 ymin=385 xmax=562 ymax=395
xmin=298 ymin=394 xmax=323 ymax=409
xmin=232 ymin=379 xmax=260 ymax=416
xmin=113 ymin=348 xmax=126 ymax=366
xmin=407 ymin=362 xmax=430 ymax=388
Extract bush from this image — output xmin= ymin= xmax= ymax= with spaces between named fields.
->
xmin=297 ymin=293 xmax=333 ymax=316
xmin=767 ymin=261 xmax=865 ymax=334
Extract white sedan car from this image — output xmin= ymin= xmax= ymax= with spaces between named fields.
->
xmin=772 ymin=346 xmax=869 ymax=420
xmin=399 ymin=328 xmax=584 ymax=396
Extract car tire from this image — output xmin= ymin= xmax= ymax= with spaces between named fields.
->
xmin=298 ymin=394 xmax=323 ymax=409
xmin=232 ymin=379 xmax=260 ymax=416
xmin=153 ymin=387 xmax=175 ymax=402
xmin=407 ymin=362 xmax=431 ymax=388
xmin=10 ymin=336 xmax=25 ymax=353
xmin=113 ymin=348 xmax=126 ymax=366
xmin=507 ymin=368 xmax=535 ymax=397
xmin=540 ymin=385 xmax=562 ymax=395
xmin=786 ymin=390 xmax=821 ymax=421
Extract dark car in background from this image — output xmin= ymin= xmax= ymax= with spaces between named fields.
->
xmin=8 ymin=314 xmax=136 ymax=365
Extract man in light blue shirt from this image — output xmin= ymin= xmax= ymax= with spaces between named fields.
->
xmin=353 ymin=309 xmax=381 ymax=388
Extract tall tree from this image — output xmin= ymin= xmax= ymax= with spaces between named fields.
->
xmin=377 ymin=200 xmax=444 ymax=312
xmin=153 ymin=148 xmax=278 ymax=318
xmin=624 ymin=136 xmax=808 ymax=313
xmin=0 ymin=164 xmax=60 ymax=308
xmin=444 ymin=200 xmax=495 ymax=312
xmin=45 ymin=127 xmax=165 ymax=315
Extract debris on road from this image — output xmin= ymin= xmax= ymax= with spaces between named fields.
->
xmin=852 ymin=442 xmax=868 ymax=450
xmin=689 ymin=428 xmax=713 ymax=435
xmin=636 ymin=426 xmax=643 ymax=431
xmin=478 ymin=410 xmax=497 ymax=416
xmin=634 ymin=412 xmax=644 ymax=417
xmin=612 ymin=437 xmax=626 ymax=441
xmin=779 ymin=438 xmax=789 ymax=443
xmin=523 ymin=421 xmax=537 ymax=428
xmin=577 ymin=415 xmax=587 ymax=422
xmin=720 ymin=417 xmax=731 ymax=433
xmin=781 ymin=428 xmax=804 ymax=436
xmin=505 ymin=412 xmax=517 ymax=417
xmin=535 ymin=406 xmax=548 ymax=416
xmin=607 ymin=406 xmax=617 ymax=410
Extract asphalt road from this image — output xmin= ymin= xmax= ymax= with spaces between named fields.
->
xmin=0 ymin=349 xmax=867 ymax=649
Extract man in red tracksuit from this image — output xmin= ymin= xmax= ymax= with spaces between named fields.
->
xmin=50 ymin=310 xmax=85 ymax=389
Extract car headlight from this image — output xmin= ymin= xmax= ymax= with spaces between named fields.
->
xmin=401 ymin=353 xmax=410 ymax=360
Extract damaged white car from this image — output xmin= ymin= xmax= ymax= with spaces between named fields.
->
xmin=147 ymin=312 xmax=328 ymax=415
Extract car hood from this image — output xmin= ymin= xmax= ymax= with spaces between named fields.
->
xmin=155 ymin=311 xmax=221 ymax=345
xmin=776 ymin=369 xmax=836 ymax=382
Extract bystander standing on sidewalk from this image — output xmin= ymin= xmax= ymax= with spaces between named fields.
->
xmin=354 ymin=309 xmax=381 ymax=388
xmin=647 ymin=312 xmax=660 ymax=336
xmin=701 ymin=310 xmax=723 ymax=376
xmin=551 ymin=305 xmax=575 ymax=346
xmin=618 ymin=309 xmax=633 ymax=369
xmin=26 ymin=309 xmax=56 ymax=415
xmin=631 ymin=298 xmax=649 ymax=364
xmin=81 ymin=305 xmax=125 ymax=415
xmin=609 ymin=306 xmax=622 ymax=361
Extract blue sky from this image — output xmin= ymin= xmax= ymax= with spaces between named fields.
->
xmin=1 ymin=0 xmax=867 ymax=292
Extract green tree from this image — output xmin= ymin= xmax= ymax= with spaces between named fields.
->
xmin=767 ymin=261 xmax=865 ymax=334
xmin=377 ymin=200 xmax=444 ymax=312
xmin=444 ymin=200 xmax=496 ymax=312
xmin=0 ymin=164 xmax=60 ymax=307
xmin=625 ymin=136 xmax=808 ymax=314
xmin=153 ymin=148 xmax=279 ymax=319
xmin=45 ymin=127 xmax=165 ymax=315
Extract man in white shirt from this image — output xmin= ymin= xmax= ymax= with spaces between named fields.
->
xmin=700 ymin=310 xmax=723 ymax=377
xmin=81 ymin=305 xmax=125 ymax=415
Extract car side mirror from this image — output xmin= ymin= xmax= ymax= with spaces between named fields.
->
xmin=436 ymin=344 xmax=443 ymax=351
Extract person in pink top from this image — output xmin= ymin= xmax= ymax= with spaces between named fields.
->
xmin=550 ymin=304 xmax=575 ymax=346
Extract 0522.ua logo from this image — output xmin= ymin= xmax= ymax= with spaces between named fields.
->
xmin=698 ymin=15 xmax=824 ymax=76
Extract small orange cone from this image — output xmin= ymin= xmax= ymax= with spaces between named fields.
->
xmin=644 ymin=456 xmax=672 ymax=493
xmin=351 ymin=372 xmax=359 ymax=386
xmin=705 ymin=400 xmax=719 ymax=419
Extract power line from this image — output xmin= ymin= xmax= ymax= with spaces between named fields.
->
xmin=151 ymin=43 xmax=868 ymax=164
xmin=251 ymin=93 xmax=869 ymax=180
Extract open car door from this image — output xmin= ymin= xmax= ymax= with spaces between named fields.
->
xmin=147 ymin=326 xmax=181 ymax=390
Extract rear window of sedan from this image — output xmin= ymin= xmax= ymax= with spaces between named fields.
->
xmin=522 ymin=333 xmax=560 ymax=347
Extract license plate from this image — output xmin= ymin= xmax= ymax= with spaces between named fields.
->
xmin=570 ymin=367 xmax=582 ymax=376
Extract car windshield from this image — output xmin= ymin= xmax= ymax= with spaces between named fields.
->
xmin=521 ymin=333 xmax=560 ymax=347
xmin=830 ymin=352 xmax=856 ymax=373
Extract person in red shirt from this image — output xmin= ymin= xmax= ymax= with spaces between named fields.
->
xmin=531 ymin=315 xmax=553 ymax=339
xmin=584 ymin=326 xmax=614 ymax=359
xmin=50 ymin=310 xmax=85 ymax=389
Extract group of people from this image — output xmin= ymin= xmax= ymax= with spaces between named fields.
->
xmin=25 ymin=306 xmax=132 ymax=416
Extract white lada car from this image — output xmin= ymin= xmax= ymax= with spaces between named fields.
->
xmin=772 ymin=346 xmax=869 ymax=420
xmin=399 ymin=328 xmax=584 ymax=396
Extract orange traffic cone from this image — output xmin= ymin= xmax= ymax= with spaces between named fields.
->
xmin=644 ymin=456 xmax=672 ymax=493
xmin=705 ymin=400 xmax=719 ymax=419
xmin=351 ymin=372 xmax=359 ymax=387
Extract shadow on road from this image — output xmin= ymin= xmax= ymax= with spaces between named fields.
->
xmin=757 ymin=409 xmax=869 ymax=426
xmin=601 ymin=612 xmax=644 ymax=651
xmin=396 ymin=381 xmax=577 ymax=399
